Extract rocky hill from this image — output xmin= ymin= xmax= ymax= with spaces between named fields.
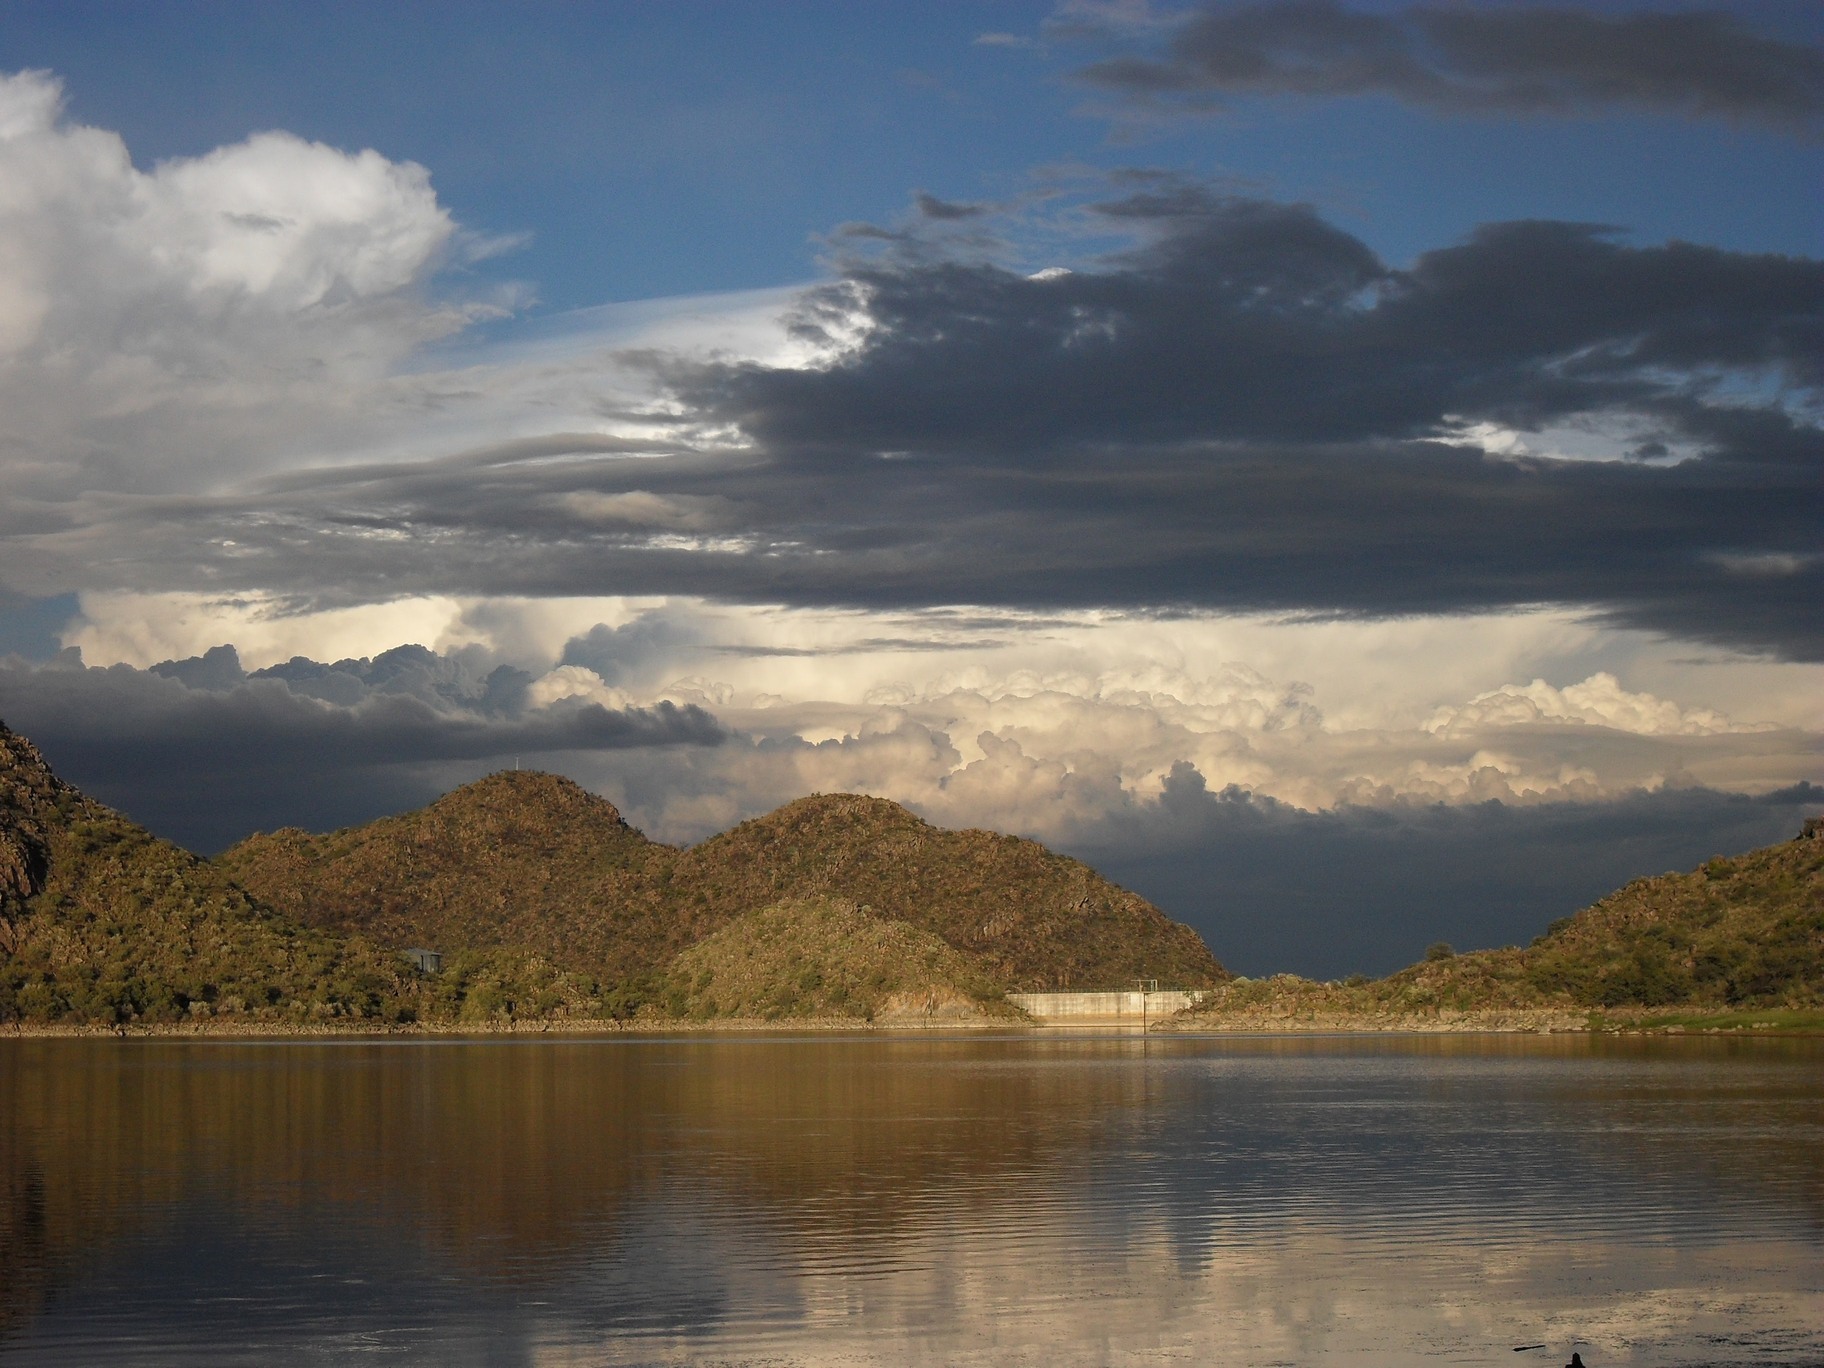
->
xmin=217 ymin=772 xmax=684 ymax=984
xmin=1505 ymin=817 xmax=1823 ymax=1007
xmin=1395 ymin=816 xmax=1824 ymax=1012
xmin=222 ymin=782 xmax=1228 ymax=993
xmin=24 ymin=701 xmax=1810 ymax=1033
xmin=666 ymin=794 xmax=1222 ymax=991
xmin=2 ymin=726 xmax=1225 ymax=1028
xmin=0 ymin=721 xmax=421 ymax=1028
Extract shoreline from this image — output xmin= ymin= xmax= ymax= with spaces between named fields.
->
xmin=4 ymin=1008 xmax=1819 ymax=1040
xmin=0 ymin=1015 xmax=1018 ymax=1039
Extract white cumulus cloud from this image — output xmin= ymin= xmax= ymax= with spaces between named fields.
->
xmin=1427 ymin=672 xmax=1759 ymax=737
xmin=0 ymin=68 xmax=470 ymax=504
xmin=524 ymin=664 xmax=636 ymax=712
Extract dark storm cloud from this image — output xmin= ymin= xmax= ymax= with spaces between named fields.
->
xmin=0 ymin=648 xmax=722 ymax=852
xmin=1076 ymin=767 xmax=1824 ymax=978
xmin=0 ymin=591 xmax=75 ymax=661
xmin=1075 ymin=2 xmax=1824 ymax=131
xmin=694 ymin=202 xmax=1821 ymax=452
xmin=559 ymin=613 xmax=704 ymax=686
xmin=31 ymin=193 xmax=1822 ymax=659
xmin=657 ymin=194 xmax=1821 ymax=656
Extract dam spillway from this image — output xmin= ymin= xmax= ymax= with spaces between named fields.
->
xmin=1006 ymin=990 xmax=1208 ymax=1024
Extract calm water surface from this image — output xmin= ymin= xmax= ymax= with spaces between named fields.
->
xmin=0 ymin=1033 xmax=1819 ymax=1367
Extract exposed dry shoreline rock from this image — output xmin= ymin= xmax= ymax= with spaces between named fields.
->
xmin=0 ymin=1015 xmax=1014 ymax=1038
xmin=1155 ymin=1006 xmax=1588 ymax=1033
xmin=12 ymin=1007 xmax=1818 ymax=1038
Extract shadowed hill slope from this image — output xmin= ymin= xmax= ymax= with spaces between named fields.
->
xmin=222 ymin=782 xmax=1228 ymax=991
xmin=1 ymin=721 xmax=418 ymax=1027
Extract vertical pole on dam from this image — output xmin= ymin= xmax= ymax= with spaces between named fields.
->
xmin=1134 ymin=979 xmax=1159 ymax=1034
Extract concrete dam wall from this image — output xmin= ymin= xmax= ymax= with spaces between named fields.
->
xmin=1006 ymin=990 xmax=1208 ymax=1023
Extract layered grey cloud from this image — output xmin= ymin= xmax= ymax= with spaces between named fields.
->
xmin=700 ymin=194 xmax=1822 ymax=452
xmin=1075 ymin=2 xmax=1824 ymax=131
xmin=20 ymin=189 xmax=1816 ymax=660
xmin=666 ymin=194 xmax=1822 ymax=656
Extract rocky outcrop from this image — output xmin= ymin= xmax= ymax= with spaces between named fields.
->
xmin=0 ymin=725 xmax=73 ymax=954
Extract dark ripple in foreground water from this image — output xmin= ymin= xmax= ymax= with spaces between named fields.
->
xmin=0 ymin=1033 xmax=1819 ymax=1366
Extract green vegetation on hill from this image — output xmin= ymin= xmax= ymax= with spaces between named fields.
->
xmin=666 ymin=897 xmax=1007 ymax=1022
xmin=0 ymin=723 xmax=420 ymax=1027
xmin=218 ymin=772 xmax=685 ymax=984
xmin=6 ymin=725 xmax=1222 ymax=1027
xmin=1507 ymin=823 xmax=1823 ymax=1007
xmin=665 ymin=794 xmax=1224 ymax=990
xmin=1396 ymin=819 xmax=1824 ymax=1013
xmin=12 ymin=707 xmax=1816 ymax=1033
xmin=1178 ymin=819 xmax=1824 ymax=1026
xmin=222 ymin=783 xmax=1227 ymax=996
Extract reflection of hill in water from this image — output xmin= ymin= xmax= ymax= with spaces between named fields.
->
xmin=0 ymin=1162 xmax=46 ymax=1337
xmin=0 ymin=1036 xmax=1152 ymax=1332
xmin=1 ymin=1035 xmax=1820 ymax=1351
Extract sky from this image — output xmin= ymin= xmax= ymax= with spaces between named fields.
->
xmin=0 ymin=0 xmax=1819 ymax=977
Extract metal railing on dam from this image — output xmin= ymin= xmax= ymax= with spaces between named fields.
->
xmin=1005 ymin=990 xmax=1208 ymax=1023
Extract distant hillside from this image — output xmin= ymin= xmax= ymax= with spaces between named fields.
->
xmin=0 ymin=721 xmax=420 ymax=1028
xmin=1177 ymin=819 xmax=1824 ymax=1026
xmin=222 ymin=783 xmax=1228 ymax=993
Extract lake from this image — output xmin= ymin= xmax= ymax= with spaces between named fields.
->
xmin=0 ymin=1033 xmax=1819 ymax=1366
